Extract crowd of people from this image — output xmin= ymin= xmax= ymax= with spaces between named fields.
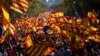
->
xmin=0 ymin=10 xmax=100 ymax=56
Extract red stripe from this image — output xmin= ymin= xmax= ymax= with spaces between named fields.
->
xmin=12 ymin=3 xmax=20 ymax=9
xmin=25 ymin=34 xmax=33 ymax=48
xmin=18 ymin=0 xmax=29 ymax=11
xmin=3 ymin=19 xmax=9 ymax=24
xmin=29 ymin=34 xmax=34 ymax=44
xmin=19 ymin=0 xmax=28 ymax=5
xmin=26 ymin=41 xmax=29 ymax=48
xmin=1 ymin=3 xmax=10 ymax=22
xmin=1 ymin=3 xmax=8 ymax=14
xmin=22 ymin=6 xmax=28 ymax=10
xmin=3 ymin=19 xmax=14 ymax=29
xmin=11 ymin=0 xmax=29 ymax=12
xmin=19 ymin=3 xmax=28 ymax=11
xmin=11 ymin=3 xmax=23 ymax=12
xmin=20 ymin=4 xmax=28 ymax=8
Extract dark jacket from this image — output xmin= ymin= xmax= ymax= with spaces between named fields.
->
xmin=63 ymin=49 xmax=72 ymax=56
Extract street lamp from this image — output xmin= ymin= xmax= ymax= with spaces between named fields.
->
xmin=38 ymin=0 xmax=64 ymax=10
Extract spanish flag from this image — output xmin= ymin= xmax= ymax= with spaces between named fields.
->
xmin=25 ymin=34 xmax=34 ymax=48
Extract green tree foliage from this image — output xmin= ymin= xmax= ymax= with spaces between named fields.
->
xmin=27 ymin=0 xmax=47 ymax=16
xmin=60 ymin=0 xmax=76 ymax=16
xmin=61 ymin=0 xmax=100 ymax=16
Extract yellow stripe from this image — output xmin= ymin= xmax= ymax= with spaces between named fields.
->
xmin=19 ymin=0 xmax=28 ymax=5
xmin=19 ymin=2 xmax=28 ymax=8
xmin=30 ymin=44 xmax=41 ymax=56
xmin=28 ymin=45 xmax=37 ymax=55
xmin=1 ymin=4 xmax=10 ymax=22
xmin=19 ymin=0 xmax=28 ymax=12
xmin=26 ymin=35 xmax=33 ymax=47
xmin=10 ymin=3 xmax=25 ymax=14
xmin=35 ymin=46 xmax=46 ymax=56
xmin=19 ymin=3 xmax=28 ymax=12
xmin=10 ymin=6 xmax=24 ymax=14
xmin=35 ymin=42 xmax=51 ymax=56
xmin=23 ymin=9 xmax=27 ymax=12
xmin=25 ymin=41 xmax=52 ymax=56
xmin=35 ymin=45 xmax=48 ymax=56
xmin=26 ymin=47 xmax=34 ymax=54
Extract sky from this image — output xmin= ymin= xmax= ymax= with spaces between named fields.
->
xmin=38 ymin=0 xmax=64 ymax=6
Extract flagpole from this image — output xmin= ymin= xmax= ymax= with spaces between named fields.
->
xmin=71 ymin=0 xmax=78 ymax=17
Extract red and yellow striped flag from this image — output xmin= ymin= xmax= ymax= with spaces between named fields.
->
xmin=10 ymin=0 xmax=29 ymax=14
xmin=19 ymin=0 xmax=29 ymax=12
xmin=1 ymin=3 xmax=14 ymax=31
xmin=1 ymin=3 xmax=10 ymax=22
xmin=24 ymin=41 xmax=53 ymax=56
xmin=10 ymin=2 xmax=24 ymax=14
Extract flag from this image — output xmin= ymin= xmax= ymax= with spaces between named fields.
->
xmin=24 ymin=41 xmax=52 ymax=56
xmin=1 ymin=3 xmax=10 ymax=22
xmin=25 ymin=34 xmax=34 ymax=48
xmin=1 ymin=3 xmax=14 ymax=35
xmin=1 ymin=28 xmax=12 ymax=43
xmin=2 ymin=22 xmax=15 ymax=36
xmin=1 ymin=3 xmax=15 ymax=31
xmin=3 ymin=28 xmax=11 ymax=37
xmin=19 ymin=0 xmax=29 ymax=12
xmin=10 ymin=0 xmax=29 ymax=14
xmin=10 ymin=2 xmax=24 ymax=14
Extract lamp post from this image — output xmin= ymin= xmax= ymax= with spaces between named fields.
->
xmin=72 ymin=0 xmax=78 ymax=17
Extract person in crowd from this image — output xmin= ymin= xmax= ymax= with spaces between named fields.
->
xmin=63 ymin=46 xmax=72 ymax=56
xmin=0 ymin=10 xmax=100 ymax=56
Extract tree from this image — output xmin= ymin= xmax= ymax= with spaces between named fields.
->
xmin=59 ymin=0 xmax=77 ymax=16
xmin=27 ymin=0 xmax=47 ymax=16
xmin=60 ymin=0 xmax=100 ymax=17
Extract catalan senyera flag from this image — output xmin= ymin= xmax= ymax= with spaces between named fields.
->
xmin=19 ymin=0 xmax=29 ymax=12
xmin=10 ymin=0 xmax=29 ymax=14
xmin=1 ymin=3 xmax=14 ymax=35
xmin=1 ymin=3 xmax=13 ymax=29
xmin=24 ymin=41 xmax=52 ymax=56
xmin=10 ymin=2 xmax=24 ymax=14
xmin=25 ymin=34 xmax=34 ymax=48
xmin=1 ymin=3 xmax=15 ymax=43
xmin=1 ymin=3 xmax=10 ymax=22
